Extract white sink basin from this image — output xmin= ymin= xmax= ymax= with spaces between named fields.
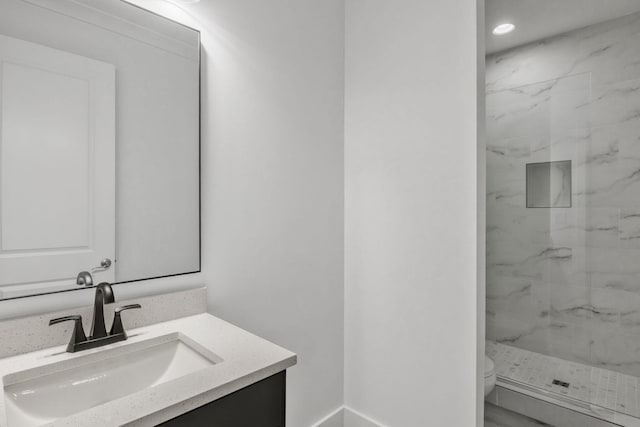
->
xmin=3 ymin=333 xmax=221 ymax=426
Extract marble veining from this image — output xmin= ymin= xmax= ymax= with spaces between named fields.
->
xmin=487 ymin=13 xmax=640 ymax=92
xmin=487 ymin=10 xmax=640 ymax=379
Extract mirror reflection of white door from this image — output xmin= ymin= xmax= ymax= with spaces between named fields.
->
xmin=0 ymin=34 xmax=115 ymax=296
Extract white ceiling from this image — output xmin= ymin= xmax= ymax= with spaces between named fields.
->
xmin=486 ymin=0 xmax=640 ymax=54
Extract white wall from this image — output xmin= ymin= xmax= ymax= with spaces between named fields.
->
xmin=198 ymin=2 xmax=345 ymax=425
xmin=344 ymin=0 xmax=482 ymax=426
xmin=133 ymin=1 xmax=346 ymax=426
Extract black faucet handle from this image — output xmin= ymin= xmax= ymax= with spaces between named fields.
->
xmin=49 ymin=315 xmax=87 ymax=352
xmin=110 ymin=304 xmax=141 ymax=336
xmin=114 ymin=304 xmax=142 ymax=314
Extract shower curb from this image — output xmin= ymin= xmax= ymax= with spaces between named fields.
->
xmin=489 ymin=380 xmax=639 ymax=427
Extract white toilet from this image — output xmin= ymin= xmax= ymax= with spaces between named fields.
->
xmin=484 ymin=355 xmax=496 ymax=397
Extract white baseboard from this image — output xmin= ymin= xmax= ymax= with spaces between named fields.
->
xmin=312 ymin=407 xmax=344 ymax=427
xmin=343 ymin=407 xmax=384 ymax=427
xmin=312 ymin=406 xmax=385 ymax=427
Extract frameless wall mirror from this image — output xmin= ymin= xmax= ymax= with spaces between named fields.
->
xmin=0 ymin=0 xmax=200 ymax=300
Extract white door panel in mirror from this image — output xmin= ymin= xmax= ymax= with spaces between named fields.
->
xmin=0 ymin=34 xmax=115 ymax=293
xmin=0 ymin=0 xmax=200 ymax=299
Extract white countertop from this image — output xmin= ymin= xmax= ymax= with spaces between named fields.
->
xmin=0 ymin=313 xmax=297 ymax=426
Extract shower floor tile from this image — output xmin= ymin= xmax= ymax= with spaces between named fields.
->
xmin=487 ymin=341 xmax=640 ymax=419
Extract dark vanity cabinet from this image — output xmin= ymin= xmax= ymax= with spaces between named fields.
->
xmin=159 ymin=371 xmax=286 ymax=427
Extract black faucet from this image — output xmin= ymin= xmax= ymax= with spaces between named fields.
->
xmin=90 ymin=282 xmax=115 ymax=339
xmin=49 ymin=282 xmax=141 ymax=353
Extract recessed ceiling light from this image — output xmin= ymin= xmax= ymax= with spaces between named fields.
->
xmin=492 ymin=23 xmax=515 ymax=36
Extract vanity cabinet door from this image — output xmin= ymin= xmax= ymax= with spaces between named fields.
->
xmin=159 ymin=371 xmax=286 ymax=427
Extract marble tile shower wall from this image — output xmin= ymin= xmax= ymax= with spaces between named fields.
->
xmin=486 ymin=12 xmax=640 ymax=377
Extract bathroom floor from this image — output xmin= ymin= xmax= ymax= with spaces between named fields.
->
xmin=484 ymin=403 xmax=553 ymax=427
xmin=487 ymin=341 xmax=640 ymax=418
